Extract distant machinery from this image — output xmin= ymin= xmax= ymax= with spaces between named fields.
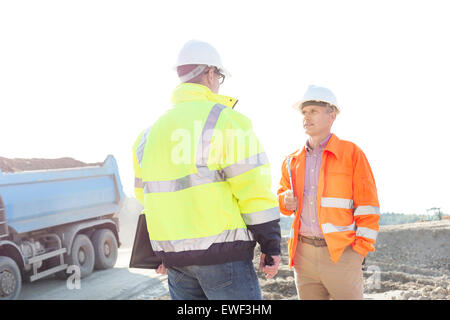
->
xmin=426 ymin=207 xmax=443 ymax=221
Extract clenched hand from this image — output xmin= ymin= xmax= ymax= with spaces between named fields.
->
xmin=156 ymin=264 xmax=167 ymax=275
xmin=259 ymin=253 xmax=281 ymax=279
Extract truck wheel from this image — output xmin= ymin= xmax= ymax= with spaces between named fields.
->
xmin=92 ymin=229 xmax=118 ymax=270
xmin=66 ymin=234 xmax=95 ymax=278
xmin=0 ymin=256 xmax=22 ymax=300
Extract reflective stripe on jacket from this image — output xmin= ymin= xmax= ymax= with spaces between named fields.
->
xmin=133 ymin=83 xmax=280 ymax=267
xmin=277 ymin=134 xmax=379 ymax=266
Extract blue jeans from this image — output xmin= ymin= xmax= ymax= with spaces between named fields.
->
xmin=167 ymin=259 xmax=262 ymax=300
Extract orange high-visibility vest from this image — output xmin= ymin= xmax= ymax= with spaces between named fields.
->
xmin=278 ymin=134 xmax=380 ymax=266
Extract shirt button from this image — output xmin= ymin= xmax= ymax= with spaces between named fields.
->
xmin=311 ymin=169 xmax=314 ymax=172
xmin=310 ymin=202 xmax=313 ymax=205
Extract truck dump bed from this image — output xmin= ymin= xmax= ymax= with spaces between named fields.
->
xmin=0 ymin=155 xmax=124 ymax=235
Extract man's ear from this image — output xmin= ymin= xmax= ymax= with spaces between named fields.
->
xmin=331 ymin=111 xmax=337 ymax=121
xmin=206 ymin=68 xmax=214 ymax=84
xmin=329 ymin=111 xmax=337 ymax=126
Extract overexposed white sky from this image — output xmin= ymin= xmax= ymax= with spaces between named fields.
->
xmin=1 ymin=0 xmax=449 ymax=216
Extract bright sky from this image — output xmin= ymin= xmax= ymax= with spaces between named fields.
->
xmin=1 ymin=0 xmax=449 ymax=216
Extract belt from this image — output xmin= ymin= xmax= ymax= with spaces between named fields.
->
xmin=299 ymin=235 xmax=327 ymax=247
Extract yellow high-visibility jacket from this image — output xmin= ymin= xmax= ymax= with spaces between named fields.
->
xmin=133 ymin=83 xmax=280 ymax=267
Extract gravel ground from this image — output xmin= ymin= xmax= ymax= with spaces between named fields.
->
xmin=362 ymin=220 xmax=450 ymax=300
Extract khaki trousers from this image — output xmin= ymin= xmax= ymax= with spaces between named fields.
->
xmin=293 ymin=241 xmax=364 ymax=300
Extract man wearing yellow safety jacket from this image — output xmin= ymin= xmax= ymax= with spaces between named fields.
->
xmin=132 ymin=40 xmax=281 ymax=300
xmin=278 ymin=85 xmax=380 ymax=300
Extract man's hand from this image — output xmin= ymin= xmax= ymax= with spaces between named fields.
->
xmin=156 ymin=264 xmax=167 ymax=275
xmin=284 ymin=190 xmax=298 ymax=211
xmin=259 ymin=253 xmax=281 ymax=279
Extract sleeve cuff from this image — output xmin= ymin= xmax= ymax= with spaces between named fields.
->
xmin=352 ymin=238 xmax=375 ymax=257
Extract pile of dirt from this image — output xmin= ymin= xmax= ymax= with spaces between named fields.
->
xmin=0 ymin=156 xmax=101 ymax=173
xmin=362 ymin=220 xmax=450 ymax=300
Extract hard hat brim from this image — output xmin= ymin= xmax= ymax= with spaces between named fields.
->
xmin=292 ymin=99 xmax=339 ymax=111
xmin=173 ymin=65 xmax=231 ymax=79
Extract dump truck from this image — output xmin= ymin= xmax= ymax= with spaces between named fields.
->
xmin=0 ymin=155 xmax=124 ymax=300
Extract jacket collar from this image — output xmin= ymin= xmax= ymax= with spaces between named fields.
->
xmin=171 ymin=83 xmax=238 ymax=109
xmin=324 ymin=133 xmax=340 ymax=159
xmin=289 ymin=133 xmax=340 ymax=161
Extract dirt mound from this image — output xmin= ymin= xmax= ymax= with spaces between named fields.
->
xmin=0 ymin=156 xmax=101 ymax=173
xmin=363 ymin=220 xmax=450 ymax=300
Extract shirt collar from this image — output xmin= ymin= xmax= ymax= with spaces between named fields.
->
xmin=305 ymin=133 xmax=332 ymax=153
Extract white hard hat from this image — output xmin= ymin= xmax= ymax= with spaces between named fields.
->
xmin=175 ymin=40 xmax=231 ymax=78
xmin=292 ymin=85 xmax=339 ymax=112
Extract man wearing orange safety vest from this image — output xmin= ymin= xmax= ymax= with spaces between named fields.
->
xmin=277 ymin=85 xmax=380 ymax=300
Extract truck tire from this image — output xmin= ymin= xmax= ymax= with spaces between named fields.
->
xmin=0 ymin=256 xmax=22 ymax=300
xmin=66 ymin=234 xmax=95 ymax=278
xmin=92 ymin=229 xmax=118 ymax=270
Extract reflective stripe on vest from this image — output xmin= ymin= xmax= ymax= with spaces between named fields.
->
xmin=356 ymin=226 xmax=378 ymax=240
xmin=321 ymin=197 xmax=354 ymax=209
xmin=144 ymin=169 xmax=225 ymax=193
xmin=150 ymin=227 xmax=255 ymax=252
xmin=321 ymin=222 xmax=356 ymax=234
xmin=135 ymin=177 xmax=143 ymax=189
xmin=241 ymin=207 xmax=280 ymax=225
xmin=197 ymin=104 xmax=226 ymax=165
xmin=136 ymin=126 xmax=152 ymax=168
xmin=354 ymin=206 xmax=380 ymax=216
xmin=142 ymin=104 xmax=268 ymax=194
xmin=143 ymin=104 xmax=226 ymax=194
xmin=223 ymin=152 xmax=269 ymax=179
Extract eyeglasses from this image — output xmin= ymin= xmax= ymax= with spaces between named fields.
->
xmin=205 ymin=67 xmax=225 ymax=85
xmin=214 ymin=68 xmax=225 ymax=85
